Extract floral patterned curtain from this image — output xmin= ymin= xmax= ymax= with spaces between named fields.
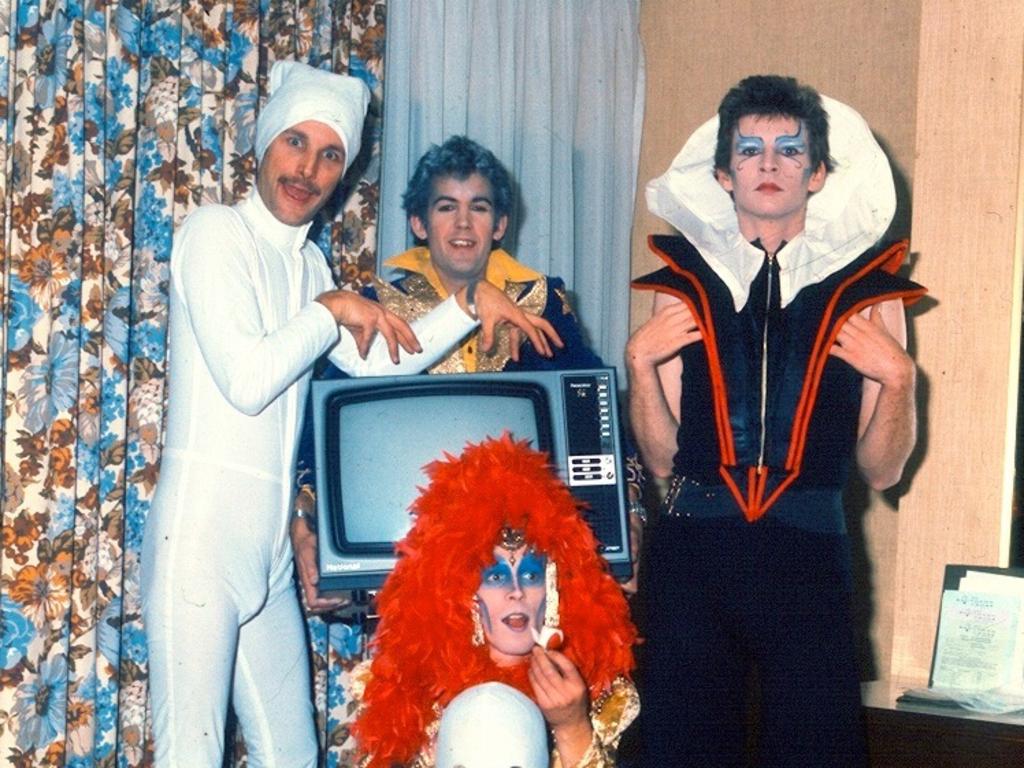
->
xmin=0 ymin=1 xmax=385 ymax=765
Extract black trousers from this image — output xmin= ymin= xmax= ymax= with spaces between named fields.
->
xmin=638 ymin=516 xmax=867 ymax=768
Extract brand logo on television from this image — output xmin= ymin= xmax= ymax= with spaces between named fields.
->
xmin=324 ymin=562 xmax=364 ymax=572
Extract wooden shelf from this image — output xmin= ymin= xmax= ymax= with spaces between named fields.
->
xmin=863 ymin=681 xmax=1024 ymax=767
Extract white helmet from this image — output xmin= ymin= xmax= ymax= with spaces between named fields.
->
xmin=435 ymin=683 xmax=548 ymax=768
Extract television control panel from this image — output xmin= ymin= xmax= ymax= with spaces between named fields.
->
xmin=563 ymin=373 xmax=617 ymax=487
xmin=558 ymin=371 xmax=629 ymax=565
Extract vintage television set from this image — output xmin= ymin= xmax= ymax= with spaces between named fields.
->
xmin=310 ymin=367 xmax=632 ymax=591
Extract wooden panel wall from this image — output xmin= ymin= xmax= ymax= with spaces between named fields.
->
xmin=631 ymin=0 xmax=1023 ymax=682
xmin=891 ymin=0 xmax=1024 ymax=681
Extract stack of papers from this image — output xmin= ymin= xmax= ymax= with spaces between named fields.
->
xmin=900 ymin=566 xmax=1024 ymax=715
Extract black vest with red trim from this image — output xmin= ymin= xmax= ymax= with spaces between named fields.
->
xmin=633 ymin=235 xmax=926 ymax=523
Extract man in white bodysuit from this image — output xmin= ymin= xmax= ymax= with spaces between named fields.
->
xmin=141 ymin=61 xmax=558 ymax=768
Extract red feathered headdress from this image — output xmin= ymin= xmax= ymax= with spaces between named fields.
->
xmin=353 ymin=434 xmax=636 ymax=767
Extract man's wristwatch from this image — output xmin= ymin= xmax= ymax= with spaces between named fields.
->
xmin=627 ymin=498 xmax=648 ymax=525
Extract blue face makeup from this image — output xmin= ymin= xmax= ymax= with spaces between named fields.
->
xmin=479 ymin=550 xmax=547 ymax=591
xmin=774 ymin=124 xmax=807 ymax=166
xmin=735 ymin=134 xmax=764 ymax=158
xmin=733 ymin=121 xmax=808 ymax=170
xmin=477 ymin=549 xmax=549 ymax=651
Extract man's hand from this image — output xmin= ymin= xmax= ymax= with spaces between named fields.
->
xmin=832 ymin=300 xmax=916 ymax=490
xmin=316 ymin=290 xmax=421 ymax=363
xmin=528 ymin=647 xmax=593 ymax=765
xmin=459 ymin=281 xmax=564 ymax=360
xmin=290 ymin=494 xmax=350 ymax=614
xmin=625 ymin=298 xmax=702 ymax=372
xmin=830 ymin=303 xmax=914 ymax=388
xmin=626 ymin=292 xmax=696 ymax=477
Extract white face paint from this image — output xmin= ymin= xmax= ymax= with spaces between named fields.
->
xmin=435 ymin=683 xmax=548 ymax=768
xmin=715 ymin=114 xmax=827 ymax=244
xmin=474 ymin=546 xmax=547 ymax=666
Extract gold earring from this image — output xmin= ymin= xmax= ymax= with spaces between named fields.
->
xmin=471 ymin=601 xmax=485 ymax=647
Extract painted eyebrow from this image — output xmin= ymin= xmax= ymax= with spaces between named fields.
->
xmin=775 ymin=124 xmax=806 ymax=147
xmin=519 ymin=551 xmax=545 ymax=567
xmin=778 ymin=122 xmax=804 ymax=140
xmin=735 ymin=133 xmax=764 ymax=150
xmin=482 ymin=560 xmax=512 ymax=577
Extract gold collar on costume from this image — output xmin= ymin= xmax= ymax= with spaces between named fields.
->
xmin=376 ymin=247 xmax=549 ymax=374
xmin=383 ymin=246 xmax=544 ymax=294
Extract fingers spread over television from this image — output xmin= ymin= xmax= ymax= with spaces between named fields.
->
xmin=471 ymin=282 xmax=563 ymax=358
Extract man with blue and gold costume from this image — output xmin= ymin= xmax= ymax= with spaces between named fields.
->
xmin=371 ymin=134 xmax=616 ymax=377
xmin=292 ymin=135 xmax=645 ymax=611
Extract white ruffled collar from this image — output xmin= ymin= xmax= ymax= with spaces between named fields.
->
xmin=646 ymin=95 xmax=895 ymax=310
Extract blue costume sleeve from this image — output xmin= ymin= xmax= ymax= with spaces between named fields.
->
xmin=508 ymin=277 xmax=605 ymax=371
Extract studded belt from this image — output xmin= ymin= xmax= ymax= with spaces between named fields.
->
xmin=660 ymin=473 xmax=847 ymax=534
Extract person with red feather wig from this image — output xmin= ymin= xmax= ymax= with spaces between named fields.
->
xmin=351 ymin=434 xmax=639 ymax=767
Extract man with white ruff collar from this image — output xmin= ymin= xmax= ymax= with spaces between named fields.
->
xmin=627 ymin=76 xmax=926 ymax=765
xmin=142 ymin=61 xmax=558 ymax=767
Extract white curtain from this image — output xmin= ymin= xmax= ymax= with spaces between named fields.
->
xmin=379 ymin=0 xmax=645 ymax=374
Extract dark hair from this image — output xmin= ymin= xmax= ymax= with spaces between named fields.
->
xmin=402 ymin=135 xmax=513 ymax=223
xmin=714 ymin=75 xmax=834 ymax=175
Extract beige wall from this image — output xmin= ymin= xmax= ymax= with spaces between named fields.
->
xmin=633 ymin=0 xmax=1024 ymax=683
xmin=892 ymin=0 xmax=1024 ymax=681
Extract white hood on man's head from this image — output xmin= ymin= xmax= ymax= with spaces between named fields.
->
xmin=255 ymin=60 xmax=371 ymax=174
xmin=646 ymin=95 xmax=896 ymax=310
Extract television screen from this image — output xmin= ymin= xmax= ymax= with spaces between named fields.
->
xmin=312 ymin=368 xmax=630 ymax=590
xmin=325 ymin=383 xmax=549 ymax=552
